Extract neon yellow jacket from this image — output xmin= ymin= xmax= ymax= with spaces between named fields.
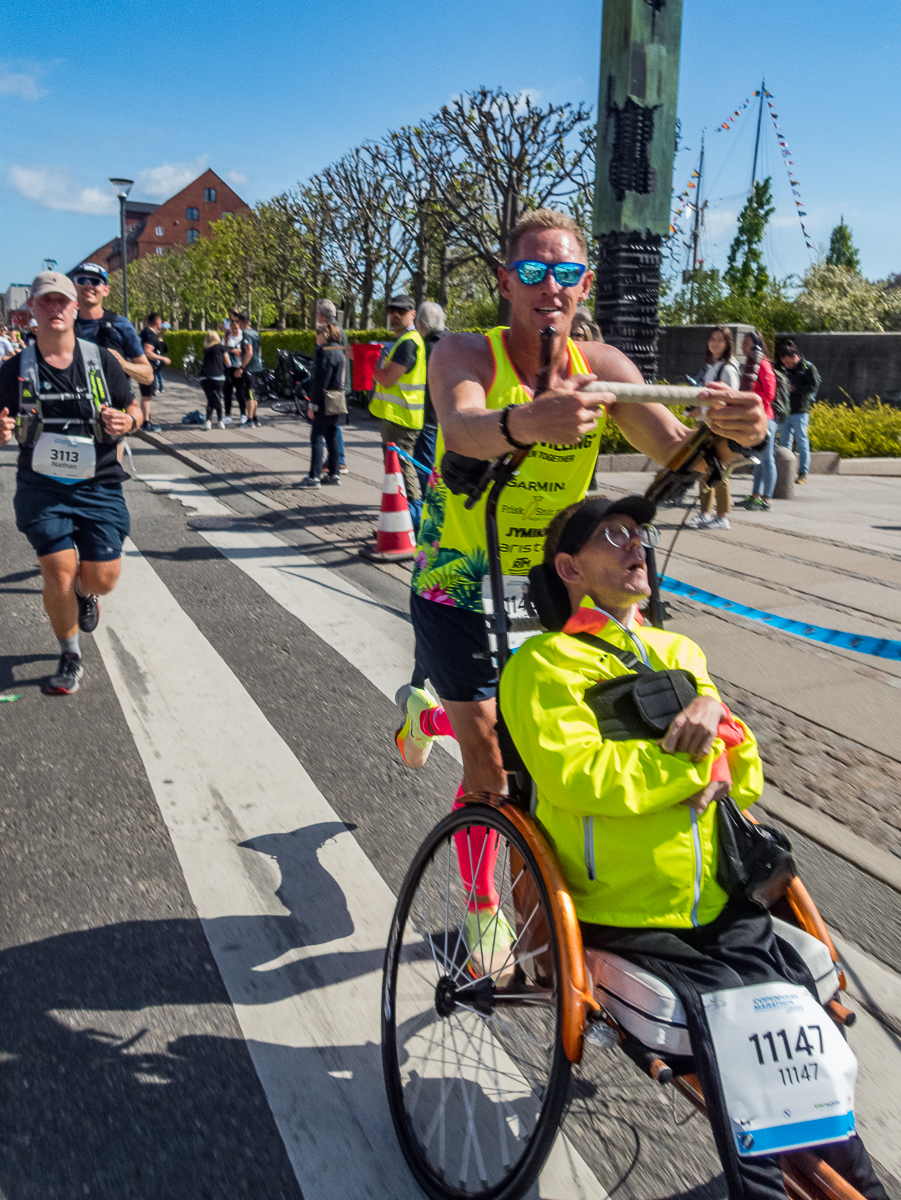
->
xmin=499 ymin=608 xmax=764 ymax=929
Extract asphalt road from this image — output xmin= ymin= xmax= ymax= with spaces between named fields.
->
xmin=1 ymin=441 xmax=899 ymax=1200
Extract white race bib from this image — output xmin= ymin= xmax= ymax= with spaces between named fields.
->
xmin=31 ymin=432 xmax=97 ymax=484
xmin=703 ymin=982 xmax=856 ymax=1158
xmin=481 ymin=575 xmax=543 ymax=658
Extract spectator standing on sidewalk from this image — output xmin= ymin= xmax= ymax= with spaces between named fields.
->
xmin=223 ymin=314 xmax=244 ymax=424
xmin=369 ymin=293 xmax=426 ymax=522
xmin=316 ymin=299 xmax=348 ymax=474
xmin=413 ymin=301 xmax=447 ymax=476
xmin=0 ymin=325 xmax=16 ymax=360
xmin=70 ymin=262 xmax=154 ymax=394
xmin=236 ymin=312 xmax=263 ymax=427
xmin=299 ymin=322 xmax=346 ymax=489
xmin=777 ymin=339 xmax=820 ymax=484
xmin=743 ymin=333 xmax=783 ymax=511
xmin=200 ymin=330 xmax=227 ymax=429
xmin=687 ymin=325 xmax=740 ymax=529
xmin=138 ymin=312 xmax=171 ymax=431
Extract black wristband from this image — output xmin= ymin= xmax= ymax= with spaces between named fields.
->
xmin=499 ymin=404 xmax=533 ymax=450
xmin=129 ymin=413 xmax=138 ymax=433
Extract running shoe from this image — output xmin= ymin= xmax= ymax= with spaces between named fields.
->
xmin=76 ymin=591 xmax=100 ymax=633
xmin=240 ymin=415 xmax=249 ymax=425
xmin=218 ymin=420 xmax=226 ymax=429
xmin=222 ymin=416 xmax=233 ymax=425
xmin=463 ymin=906 xmax=517 ymax=983
xmin=748 ymin=496 xmax=771 ymax=511
xmin=394 ymin=684 xmax=439 ymax=768
xmin=253 ymin=417 xmax=261 ymax=427
xmin=323 ymin=475 xmax=341 ymax=486
xmin=686 ymin=512 xmax=712 ymax=529
xmin=145 ymin=423 xmax=162 ymax=433
xmin=796 ymin=474 xmax=808 ymax=485
xmin=707 ymin=516 xmax=731 ymax=530
xmin=299 ymin=476 xmax=321 ymax=489
xmin=46 ymin=652 xmax=84 ymax=695
xmin=205 ymin=420 xmax=212 ymax=430
xmin=339 ymin=464 xmax=349 ymax=474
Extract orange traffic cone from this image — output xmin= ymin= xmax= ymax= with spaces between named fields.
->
xmin=360 ymin=443 xmax=417 ymax=562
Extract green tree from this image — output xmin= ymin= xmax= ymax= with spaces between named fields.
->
xmin=724 ymin=177 xmax=775 ymax=303
xmin=825 ymin=217 xmax=861 ymax=273
xmin=796 ymin=263 xmax=901 ymax=332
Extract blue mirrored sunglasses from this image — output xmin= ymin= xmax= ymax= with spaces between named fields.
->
xmin=74 ymin=275 xmax=105 ymax=287
xmin=506 ymin=260 xmax=587 ymax=287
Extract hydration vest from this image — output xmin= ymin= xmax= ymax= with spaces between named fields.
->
xmin=16 ymin=339 xmax=118 ymax=448
xmin=369 ymin=327 xmax=427 ymax=430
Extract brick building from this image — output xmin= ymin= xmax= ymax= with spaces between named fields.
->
xmin=76 ymin=169 xmax=251 ymax=275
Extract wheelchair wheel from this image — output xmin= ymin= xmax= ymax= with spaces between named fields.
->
xmin=382 ymin=802 xmax=572 ymax=1200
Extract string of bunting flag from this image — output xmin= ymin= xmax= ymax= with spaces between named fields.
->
xmin=669 ymin=167 xmax=700 ymax=238
xmin=763 ymin=89 xmax=815 ymax=252
xmin=714 ymin=92 xmax=755 ymax=133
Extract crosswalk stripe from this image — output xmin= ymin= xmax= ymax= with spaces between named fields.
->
xmin=97 ymin=531 xmax=605 ymax=1197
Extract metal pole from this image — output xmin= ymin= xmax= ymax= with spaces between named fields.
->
xmin=750 ymin=77 xmax=765 ymax=199
xmin=119 ymin=195 xmax=129 ymax=322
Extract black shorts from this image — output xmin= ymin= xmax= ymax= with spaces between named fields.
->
xmin=139 ymin=383 xmax=154 ymax=398
xmin=410 ymin=590 xmax=496 ymax=703
xmin=14 ymin=475 xmax=130 ymax=561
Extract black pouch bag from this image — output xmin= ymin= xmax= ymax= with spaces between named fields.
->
xmin=715 ymin=796 xmax=796 ymax=908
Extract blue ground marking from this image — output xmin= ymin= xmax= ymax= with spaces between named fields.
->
xmin=659 ymin=575 xmax=901 ymax=662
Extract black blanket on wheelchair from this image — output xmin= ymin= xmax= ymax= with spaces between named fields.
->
xmin=581 ymin=901 xmax=885 ymax=1200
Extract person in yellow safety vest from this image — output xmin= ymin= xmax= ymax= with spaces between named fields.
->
xmin=370 ymin=293 xmax=426 ymax=513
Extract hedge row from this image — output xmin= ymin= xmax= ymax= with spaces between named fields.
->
xmin=163 ymin=328 xmax=394 ymax=370
xmin=809 ymin=400 xmax=901 ymax=457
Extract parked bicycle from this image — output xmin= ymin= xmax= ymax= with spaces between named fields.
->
xmin=270 ymin=348 xmax=315 ymax=416
xmin=182 ymin=346 xmax=202 ymax=389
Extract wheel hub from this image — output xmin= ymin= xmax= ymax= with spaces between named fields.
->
xmin=434 ymin=974 xmax=496 ymax=1018
xmin=434 ymin=975 xmax=457 ymax=1018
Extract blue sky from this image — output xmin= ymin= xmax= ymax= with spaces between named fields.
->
xmin=3 ymin=0 xmax=898 ymax=290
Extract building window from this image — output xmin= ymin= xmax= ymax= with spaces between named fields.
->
xmin=187 ymin=229 xmax=200 ymax=244
xmin=204 ymin=187 xmax=217 ymax=203
xmin=155 ymin=225 xmax=164 ymax=236
xmin=155 ymin=246 xmax=164 ymax=255
xmin=186 ymin=206 xmax=199 ymax=221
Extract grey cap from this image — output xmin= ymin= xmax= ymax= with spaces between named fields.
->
xmin=316 ymin=299 xmax=337 ymax=320
xmin=387 ymin=294 xmax=415 ymax=311
xmin=30 ymin=271 xmax=78 ymax=303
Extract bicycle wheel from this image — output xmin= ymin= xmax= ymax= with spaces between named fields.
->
xmin=382 ymin=802 xmax=572 ymax=1200
xmin=269 ymin=398 xmax=301 ymax=416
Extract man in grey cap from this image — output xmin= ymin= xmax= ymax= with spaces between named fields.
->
xmin=369 ymin=293 xmax=426 ymax=513
xmin=0 ymin=272 xmax=141 ymax=694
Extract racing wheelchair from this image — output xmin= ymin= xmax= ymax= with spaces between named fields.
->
xmin=381 ymin=418 xmax=870 ymax=1200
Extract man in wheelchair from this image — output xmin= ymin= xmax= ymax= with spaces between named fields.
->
xmin=500 ymin=495 xmax=888 ymax=1200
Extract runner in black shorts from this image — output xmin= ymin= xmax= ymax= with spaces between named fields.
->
xmin=0 ymin=272 xmax=141 ymax=694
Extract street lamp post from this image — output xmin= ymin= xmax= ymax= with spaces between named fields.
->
xmin=43 ymin=258 xmax=58 ymax=273
xmin=109 ymin=177 xmax=134 ymax=321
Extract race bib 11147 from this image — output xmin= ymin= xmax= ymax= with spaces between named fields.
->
xmin=703 ymin=981 xmax=857 ymax=1157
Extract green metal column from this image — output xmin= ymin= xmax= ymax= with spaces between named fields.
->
xmin=593 ymin=0 xmax=683 ymax=378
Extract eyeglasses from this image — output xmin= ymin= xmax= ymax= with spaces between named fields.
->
xmin=603 ymin=524 xmax=660 ymax=550
xmin=74 ymin=275 xmax=104 ymax=287
xmin=506 ymin=260 xmax=587 ymax=287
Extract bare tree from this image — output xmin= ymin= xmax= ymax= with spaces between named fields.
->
xmin=431 ymin=87 xmax=595 ymax=321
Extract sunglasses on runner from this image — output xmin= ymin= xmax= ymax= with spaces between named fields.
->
xmin=506 ymin=260 xmax=588 ymax=287
xmin=73 ymin=275 xmax=105 ymax=287
xmin=603 ymin=523 xmax=660 ymax=550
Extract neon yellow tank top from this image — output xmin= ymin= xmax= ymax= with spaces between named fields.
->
xmin=411 ymin=326 xmax=604 ymax=612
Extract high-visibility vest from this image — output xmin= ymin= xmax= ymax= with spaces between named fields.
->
xmin=369 ymin=327 xmax=426 ymax=430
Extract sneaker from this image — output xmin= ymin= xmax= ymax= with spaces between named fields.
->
xmin=322 ymin=474 xmax=341 ymax=486
xmin=222 ymin=416 xmax=233 ymax=425
xmin=46 ymin=652 xmax=84 ymax=695
xmin=707 ymin=516 xmax=731 ymax=530
xmin=218 ymin=419 xmax=226 ymax=429
xmin=748 ymin=496 xmax=771 ymax=511
xmin=339 ymin=464 xmax=349 ymax=474
xmin=145 ymin=422 xmax=162 ymax=433
xmin=253 ymin=417 xmax=261 ymax=427
xmin=796 ymin=474 xmax=808 ymax=485
xmin=299 ymin=475 xmax=321 ymax=489
xmin=240 ymin=415 xmax=249 ymax=425
xmin=394 ymin=684 xmax=440 ymax=768
xmin=76 ymin=591 xmax=100 ymax=633
xmin=686 ymin=512 xmax=712 ymax=529
xmin=205 ymin=420 xmax=212 ymax=430
xmin=463 ymin=906 xmax=517 ymax=983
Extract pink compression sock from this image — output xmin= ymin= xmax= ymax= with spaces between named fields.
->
xmin=421 ymin=705 xmax=455 ymax=739
xmin=453 ymin=784 xmax=500 ymax=911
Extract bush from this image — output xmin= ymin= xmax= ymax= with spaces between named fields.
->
xmin=808 ymin=399 xmax=901 ymax=457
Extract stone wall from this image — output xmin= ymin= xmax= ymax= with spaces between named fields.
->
xmin=657 ymin=325 xmax=901 ymax=404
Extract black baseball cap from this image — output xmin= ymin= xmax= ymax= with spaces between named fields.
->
xmin=70 ymin=262 xmax=109 ymax=283
xmin=555 ymin=495 xmax=657 ymax=558
xmin=387 ymin=294 xmax=415 ymax=311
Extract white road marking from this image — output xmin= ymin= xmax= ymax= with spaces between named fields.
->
xmin=96 ymin=536 xmax=604 ymax=1198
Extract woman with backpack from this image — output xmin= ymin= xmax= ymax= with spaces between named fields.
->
xmin=687 ymin=326 xmax=740 ymax=529
xmin=741 ymin=330 xmax=780 ymax=512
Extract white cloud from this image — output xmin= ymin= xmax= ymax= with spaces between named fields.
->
xmin=137 ymin=156 xmax=209 ymax=198
xmin=9 ymin=166 xmax=116 ymax=214
xmin=226 ymin=171 xmax=248 ymax=184
xmin=0 ymin=68 xmax=44 ymax=100
xmin=512 ymin=88 xmax=542 ymax=113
